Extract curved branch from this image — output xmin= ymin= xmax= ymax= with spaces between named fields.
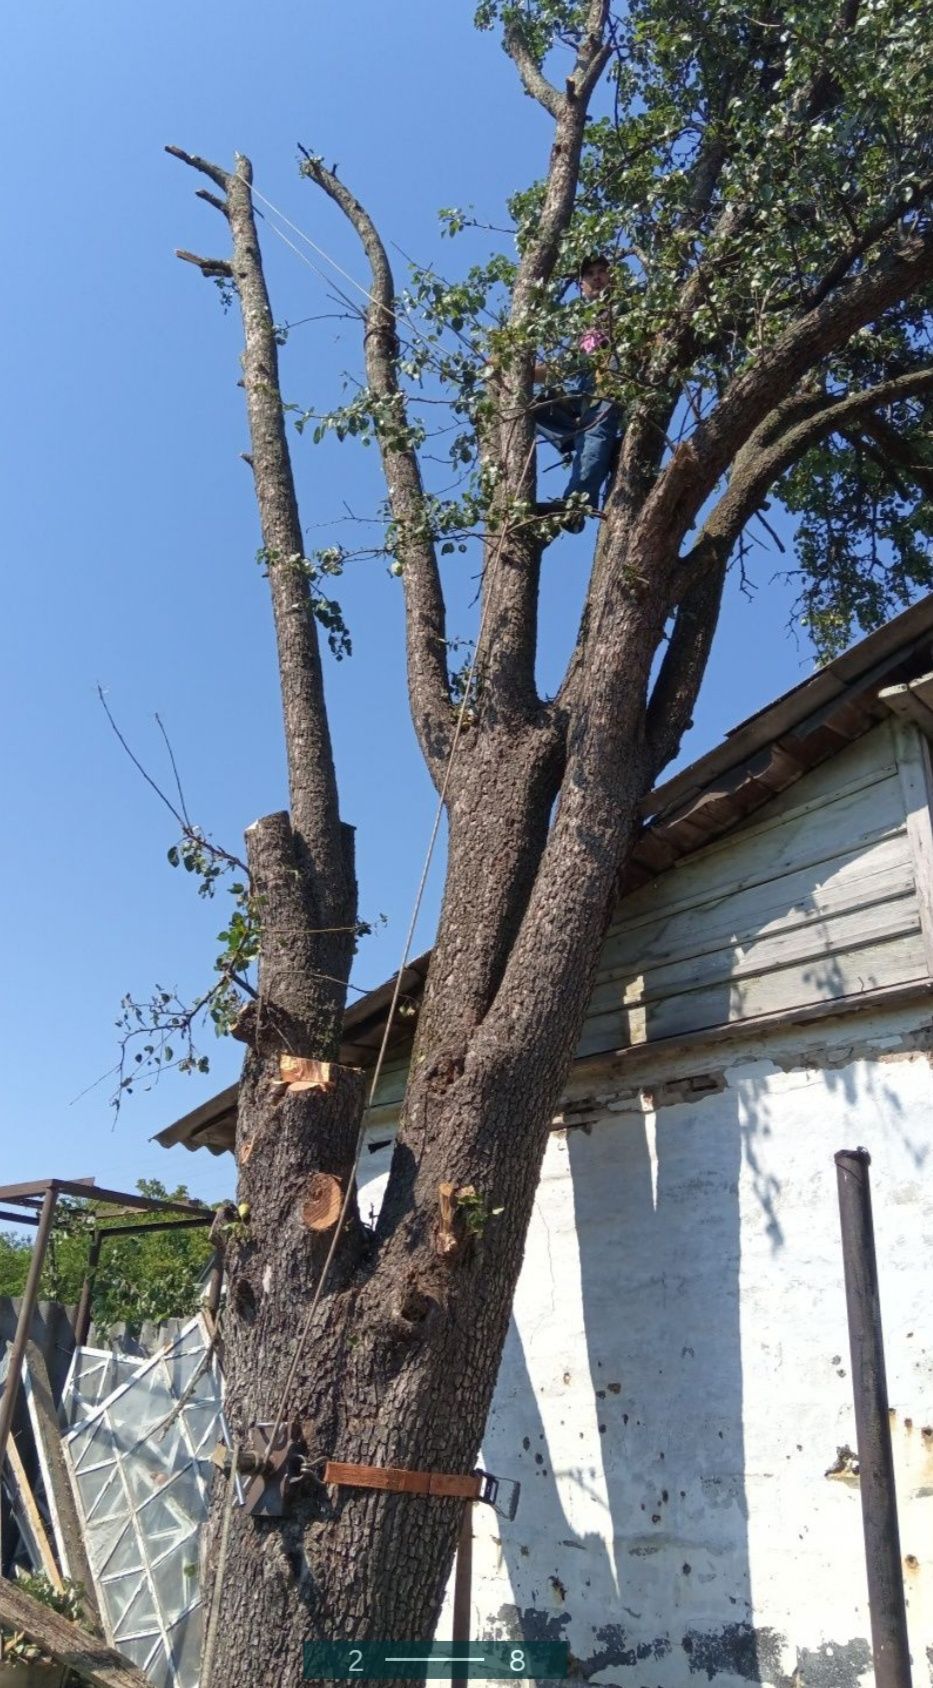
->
xmin=640 ymin=228 xmax=933 ymax=558
xmin=298 ymin=154 xmax=453 ymax=776
xmin=676 ymin=364 xmax=933 ymax=593
xmin=504 ymin=25 xmax=562 ymax=118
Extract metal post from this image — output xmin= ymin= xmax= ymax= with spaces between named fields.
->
xmin=451 ymin=1504 xmax=473 ymax=1688
xmin=74 ymin=1229 xmax=103 ymax=1348
xmin=835 ymin=1148 xmax=912 ymax=1688
xmin=0 ymin=1184 xmax=58 ymax=1472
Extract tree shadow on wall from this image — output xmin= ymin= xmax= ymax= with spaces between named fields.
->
xmin=479 ymin=1086 xmax=761 ymax=1687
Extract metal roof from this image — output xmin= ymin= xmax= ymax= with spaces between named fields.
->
xmin=154 ymin=593 xmax=933 ymax=1157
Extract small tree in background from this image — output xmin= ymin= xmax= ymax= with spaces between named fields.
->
xmin=0 ymin=1180 xmax=213 ymax=1334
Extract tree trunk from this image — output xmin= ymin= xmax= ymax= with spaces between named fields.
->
xmin=206 ymin=655 xmax=651 ymax=1684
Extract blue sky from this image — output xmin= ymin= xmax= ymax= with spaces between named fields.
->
xmin=1 ymin=0 xmax=818 ymax=1214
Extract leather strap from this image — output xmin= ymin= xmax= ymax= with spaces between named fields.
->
xmin=324 ymin=1460 xmax=482 ymax=1500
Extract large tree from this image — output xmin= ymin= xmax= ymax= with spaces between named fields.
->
xmin=157 ymin=0 xmax=933 ymax=1678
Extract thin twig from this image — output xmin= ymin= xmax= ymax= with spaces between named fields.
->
xmin=155 ymin=713 xmax=192 ymax=829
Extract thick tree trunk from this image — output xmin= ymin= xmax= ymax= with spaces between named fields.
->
xmin=206 ymin=654 xmax=651 ymax=1684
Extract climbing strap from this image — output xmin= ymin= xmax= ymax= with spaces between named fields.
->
xmin=324 ymin=1461 xmax=521 ymax=1519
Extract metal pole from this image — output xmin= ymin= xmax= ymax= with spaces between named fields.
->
xmin=451 ymin=1504 xmax=473 ymax=1688
xmin=835 ymin=1148 xmax=912 ymax=1688
xmin=74 ymin=1229 xmax=103 ymax=1348
xmin=0 ymin=1184 xmax=58 ymax=1472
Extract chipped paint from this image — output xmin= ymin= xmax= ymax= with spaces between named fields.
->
xmin=358 ymin=728 xmax=933 ymax=1684
xmin=418 ymin=1016 xmax=933 ymax=1685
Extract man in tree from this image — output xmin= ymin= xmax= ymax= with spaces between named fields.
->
xmin=533 ymin=252 xmax=623 ymax=531
xmin=149 ymin=0 xmax=933 ymax=1679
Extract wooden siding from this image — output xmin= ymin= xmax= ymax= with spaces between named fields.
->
xmin=577 ymin=719 xmax=930 ymax=1058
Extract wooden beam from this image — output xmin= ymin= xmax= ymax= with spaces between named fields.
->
xmin=23 ymin=1345 xmax=100 ymax=1624
xmin=879 ymin=674 xmax=933 ymax=737
xmin=4 ymin=1435 xmax=62 ymax=1588
xmin=0 ymin=1577 xmax=151 ymax=1687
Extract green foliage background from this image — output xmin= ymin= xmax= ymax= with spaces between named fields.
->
xmin=0 ymin=1179 xmax=215 ymax=1334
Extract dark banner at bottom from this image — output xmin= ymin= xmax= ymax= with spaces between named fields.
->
xmin=302 ymin=1641 xmax=570 ymax=1679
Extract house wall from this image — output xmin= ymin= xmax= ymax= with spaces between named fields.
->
xmin=359 ymin=719 xmax=933 ymax=1684
xmin=361 ymin=1007 xmax=933 ymax=1687
xmin=582 ymin=719 xmax=931 ymax=1058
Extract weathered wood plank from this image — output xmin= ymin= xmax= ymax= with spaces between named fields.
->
xmin=23 ymin=1345 xmax=99 ymax=1622
xmin=598 ymin=844 xmax=914 ymax=980
xmin=890 ymin=717 xmax=933 ymax=977
xmin=0 ymin=1579 xmax=150 ymax=1687
xmin=609 ymin=763 xmax=906 ymax=943
xmin=589 ymin=891 xmax=921 ymax=1017
xmin=4 ymin=1436 xmax=61 ymax=1587
xmin=577 ymin=931 xmax=929 ymax=1056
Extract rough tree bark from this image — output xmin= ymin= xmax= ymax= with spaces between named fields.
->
xmin=164 ymin=5 xmax=933 ymax=1678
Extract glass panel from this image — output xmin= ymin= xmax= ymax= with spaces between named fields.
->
xmin=168 ymin=1608 xmax=204 ymax=1687
xmin=63 ymin=1315 xmax=224 ymax=1688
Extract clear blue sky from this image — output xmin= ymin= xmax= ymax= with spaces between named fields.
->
xmin=1 ymin=0 xmax=818 ymax=1214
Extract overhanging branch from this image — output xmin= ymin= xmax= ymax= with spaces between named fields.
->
xmin=677 ymin=364 xmax=933 ymax=592
xmin=641 ymin=228 xmax=933 ymax=556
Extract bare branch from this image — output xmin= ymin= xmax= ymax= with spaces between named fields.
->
xmin=165 ymin=144 xmax=230 ymax=192
xmin=504 ymin=25 xmax=563 ymax=118
xmin=171 ymin=147 xmax=357 ymax=1038
xmin=298 ymin=151 xmax=453 ymax=773
xmin=196 ymin=188 xmax=230 ymax=217
xmin=175 ymin=248 xmax=233 ymax=278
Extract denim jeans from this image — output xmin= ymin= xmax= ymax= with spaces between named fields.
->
xmin=534 ymin=375 xmax=620 ymax=508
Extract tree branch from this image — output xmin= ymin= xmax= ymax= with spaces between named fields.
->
xmin=175 ymin=248 xmax=233 ymax=278
xmin=504 ymin=25 xmax=563 ymax=118
xmin=808 ymin=173 xmax=933 ymax=309
xmin=196 ymin=187 xmax=230 ymax=218
xmin=165 ymin=144 xmax=230 ymax=192
xmin=478 ymin=0 xmax=611 ymax=718
xmin=170 ymin=147 xmax=356 ymax=1043
xmin=645 ymin=562 xmax=728 ymax=777
xmin=298 ymin=152 xmax=453 ymax=774
xmin=858 ymin=412 xmax=933 ymax=503
xmin=677 ymin=365 xmax=933 ymax=592
xmin=640 ymin=228 xmax=933 ymax=557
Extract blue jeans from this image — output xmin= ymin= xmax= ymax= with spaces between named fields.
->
xmin=534 ymin=377 xmax=619 ymax=507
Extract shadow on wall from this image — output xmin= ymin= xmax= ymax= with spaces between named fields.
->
xmin=474 ymin=1024 xmax=923 ymax=1688
xmin=480 ymin=1091 xmax=759 ymax=1687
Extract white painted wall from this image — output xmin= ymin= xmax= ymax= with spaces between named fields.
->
xmin=428 ymin=1016 xmax=932 ymax=1687
xmin=358 ymin=721 xmax=933 ymax=1685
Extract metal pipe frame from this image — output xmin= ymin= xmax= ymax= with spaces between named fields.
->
xmin=0 ymin=1185 xmax=59 ymax=1471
